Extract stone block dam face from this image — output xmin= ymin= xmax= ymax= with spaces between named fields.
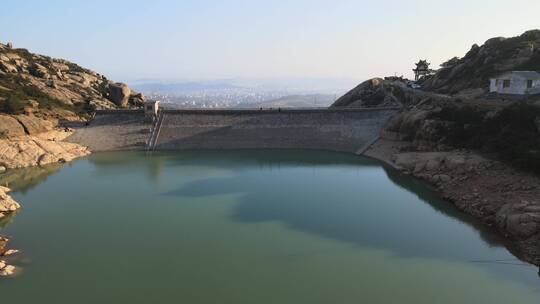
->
xmin=70 ymin=108 xmax=399 ymax=153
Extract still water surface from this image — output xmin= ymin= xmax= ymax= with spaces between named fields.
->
xmin=0 ymin=151 xmax=539 ymax=303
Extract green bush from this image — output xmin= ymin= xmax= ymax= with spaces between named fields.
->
xmin=483 ymin=104 xmax=540 ymax=172
xmin=431 ymin=103 xmax=540 ymax=173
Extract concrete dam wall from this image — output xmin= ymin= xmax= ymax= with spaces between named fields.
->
xmin=155 ymin=108 xmax=398 ymax=153
xmin=69 ymin=108 xmax=399 ymax=153
xmin=67 ymin=110 xmax=149 ymax=151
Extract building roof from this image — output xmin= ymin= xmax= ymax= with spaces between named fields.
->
xmin=492 ymin=71 xmax=540 ymax=80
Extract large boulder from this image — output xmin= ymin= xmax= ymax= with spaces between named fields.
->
xmin=107 ymin=82 xmax=131 ymax=107
xmin=29 ymin=63 xmax=49 ymax=78
xmin=0 ymin=133 xmax=90 ymax=169
xmin=128 ymin=92 xmax=145 ymax=107
xmin=332 ymin=78 xmax=398 ymax=108
xmin=0 ymin=61 xmax=18 ymax=73
xmin=0 ymin=115 xmax=25 ymax=138
xmin=496 ymin=201 xmax=540 ymax=239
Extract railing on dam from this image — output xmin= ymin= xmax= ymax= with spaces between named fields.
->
xmin=159 ymin=106 xmax=402 ymax=114
xmin=147 ymin=110 xmax=165 ymax=152
xmin=95 ymin=106 xmax=402 ymax=115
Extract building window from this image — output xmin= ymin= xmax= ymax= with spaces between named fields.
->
xmin=503 ymin=80 xmax=511 ymax=88
xmin=527 ymin=80 xmax=533 ymax=89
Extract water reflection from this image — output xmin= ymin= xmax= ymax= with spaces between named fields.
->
xmin=0 ymin=163 xmax=64 ymax=193
xmin=165 ymin=171 xmax=503 ymax=262
xmin=157 ymin=150 xmax=539 ymax=285
xmin=5 ymin=151 xmax=540 ymax=281
xmin=0 ymin=150 xmax=523 ymax=262
xmin=382 ymin=167 xmax=504 ymax=248
xmin=0 ymin=212 xmax=17 ymax=230
xmin=85 ymin=150 xmax=523 ymax=263
xmin=0 ymin=163 xmax=63 ymax=237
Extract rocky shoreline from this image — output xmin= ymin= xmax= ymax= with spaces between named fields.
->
xmin=0 ymin=187 xmax=21 ymax=277
xmin=363 ymin=138 xmax=540 ymax=267
xmin=0 ymin=40 xmax=145 ymax=278
xmin=0 ymin=128 xmax=90 ymax=277
xmin=0 ymin=128 xmax=90 ymax=169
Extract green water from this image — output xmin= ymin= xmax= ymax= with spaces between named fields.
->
xmin=0 ymin=151 xmax=538 ymax=303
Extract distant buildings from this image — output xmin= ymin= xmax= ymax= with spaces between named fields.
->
xmin=489 ymin=71 xmax=540 ymax=95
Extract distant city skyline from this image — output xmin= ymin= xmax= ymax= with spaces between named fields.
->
xmin=1 ymin=0 xmax=539 ymax=83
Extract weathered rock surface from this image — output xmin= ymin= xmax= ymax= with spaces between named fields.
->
xmin=14 ymin=115 xmax=53 ymax=135
xmin=0 ymin=114 xmax=26 ymax=138
xmin=0 ymin=237 xmax=8 ymax=255
xmin=496 ymin=201 xmax=540 ymax=239
xmin=0 ymin=130 xmax=90 ymax=169
xmin=0 ymin=236 xmax=18 ymax=277
xmin=107 ymin=82 xmax=131 ymax=107
xmin=3 ymin=249 xmax=18 ymax=256
xmin=89 ymin=99 xmax=117 ymax=110
xmin=332 ymin=77 xmax=453 ymax=109
xmin=332 ymin=78 xmax=400 ymax=108
xmin=0 ymin=186 xmax=20 ymax=212
xmin=0 ymin=264 xmax=16 ymax=277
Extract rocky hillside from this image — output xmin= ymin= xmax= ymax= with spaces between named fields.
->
xmin=333 ymin=76 xmax=540 ymax=174
xmin=0 ymin=42 xmax=144 ymax=124
xmin=421 ymin=29 xmax=540 ymax=95
xmin=332 ymin=30 xmax=540 ymax=174
xmin=331 ymin=78 xmax=452 ymax=108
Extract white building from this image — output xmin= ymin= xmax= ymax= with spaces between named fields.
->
xmin=489 ymin=71 xmax=540 ymax=95
xmin=144 ymin=100 xmax=160 ymax=118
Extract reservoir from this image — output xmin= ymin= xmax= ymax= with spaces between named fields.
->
xmin=0 ymin=150 xmax=539 ymax=303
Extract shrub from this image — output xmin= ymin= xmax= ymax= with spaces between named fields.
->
xmin=1 ymin=95 xmax=27 ymax=114
xmin=431 ymin=102 xmax=540 ymax=173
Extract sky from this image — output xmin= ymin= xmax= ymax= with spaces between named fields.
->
xmin=1 ymin=0 xmax=539 ymax=84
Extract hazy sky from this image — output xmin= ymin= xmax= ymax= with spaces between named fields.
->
xmin=1 ymin=0 xmax=539 ymax=83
